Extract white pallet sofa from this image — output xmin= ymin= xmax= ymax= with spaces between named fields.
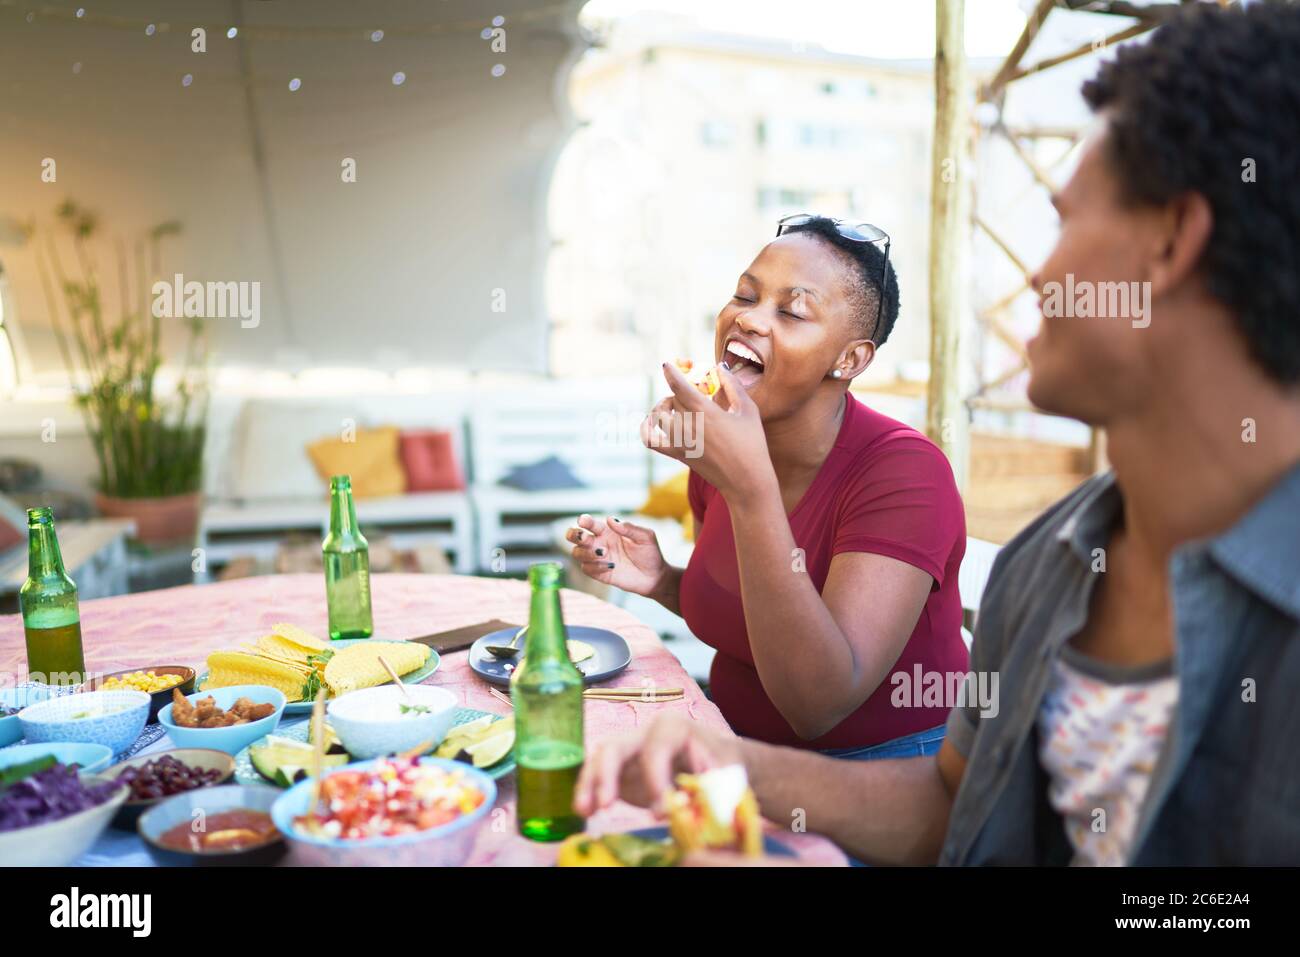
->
xmin=468 ymin=378 xmax=666 ymax=573
xmin=197 ymin=392 xmax=475 ymax=576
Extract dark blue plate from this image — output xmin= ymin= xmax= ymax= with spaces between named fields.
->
xmin=626 ymin=826 xmax=796 ymax=858
xmin=469 ymin=626 xmax=631 ymax=687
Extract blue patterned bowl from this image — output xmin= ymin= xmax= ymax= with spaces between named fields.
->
xmin=19 ymin=690 xmax=150 ymax=757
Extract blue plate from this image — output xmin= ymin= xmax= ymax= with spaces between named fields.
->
xmin=233 ymin=706 xmax=516 ymax=785
xmin=0 ymin=741 xmax=114 ymax=774
xmin=469 ymin=626 xmax=631 ymax=687
xmin=196 ymin=639 xmax=441 ymax=716
xmin=0 ymin=685 xmax=54 ymax=748
xmin=627 ymin=826 xmax=796 ymax=858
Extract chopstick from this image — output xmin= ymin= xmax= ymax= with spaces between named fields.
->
xmin=488 ymin=686 xmax=684 ymax=705
xmin=584 ymin=687 xmax=683 ymax=698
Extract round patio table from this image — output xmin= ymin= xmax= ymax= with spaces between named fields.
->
xmin=0 ymin=573 xmax=845 ymax=866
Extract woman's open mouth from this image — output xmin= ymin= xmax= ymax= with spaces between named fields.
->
xmin=723 ymin=338 xmax=765 ymax=389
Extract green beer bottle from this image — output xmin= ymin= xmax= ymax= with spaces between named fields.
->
xmin=512 ymin=562 xmax=585 ymax=842
xmin=19 ymin=507 xmax=86 ymax=685
xmin=322 ymin=475 xmax=373 ymax=640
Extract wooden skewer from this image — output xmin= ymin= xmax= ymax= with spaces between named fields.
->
xmin=377 ymin=655 xmax=411 ymax=702
xmin=308 ymin=685 xmax=327 ymax=822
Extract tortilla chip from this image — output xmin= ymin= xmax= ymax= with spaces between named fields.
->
xmin=268 ymin=623 xmax=331 ymax=655
xmin=257 ymin=634 xmax=318 ymax=666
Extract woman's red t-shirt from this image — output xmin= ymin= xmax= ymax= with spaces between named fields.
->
xmin=680 ymin=394 xmax=969 ymax=750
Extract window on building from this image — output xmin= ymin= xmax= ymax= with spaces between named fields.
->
xmin=756 ymin=187 xmax=814 ymax=211
xmin=700 ymin=120 xmax=736 ymax=147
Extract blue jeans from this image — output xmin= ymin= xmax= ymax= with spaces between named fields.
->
xmin=820 ymin=724 xmax=946 ymax=761
xmin=822 ymin=725 xmax=946 ymax=866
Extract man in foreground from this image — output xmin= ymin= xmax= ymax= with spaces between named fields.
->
xmin=573 ymin=1 xmax=1300 ymax=865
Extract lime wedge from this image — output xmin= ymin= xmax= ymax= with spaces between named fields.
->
xmin=464 ymin=729 xmax=515 ymax=769
xmin=449 ymin=715 xmax=495 ymax=738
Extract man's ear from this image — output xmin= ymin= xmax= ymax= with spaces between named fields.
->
xmin=1147 ymin=191 xmax=1213 ymax=298
xmin=840 ymin=339 xmax=876 ymax=380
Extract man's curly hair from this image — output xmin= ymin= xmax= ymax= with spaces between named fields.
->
xmin=1081 ymin=0 xmax=1300 ymax=384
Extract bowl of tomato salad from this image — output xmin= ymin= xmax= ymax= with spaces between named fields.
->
xmin=271 ymin=755 xmax=496 ymax=867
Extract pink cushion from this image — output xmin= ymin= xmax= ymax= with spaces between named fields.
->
xmin=399 ymin=430 xmax=464 ymax=492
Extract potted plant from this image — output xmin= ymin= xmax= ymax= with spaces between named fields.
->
xmin=31 ymin=201 xmax=208 ymax=546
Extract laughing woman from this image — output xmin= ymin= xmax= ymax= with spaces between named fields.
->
xmin=568 ymin=215 xmax=968 ymax=758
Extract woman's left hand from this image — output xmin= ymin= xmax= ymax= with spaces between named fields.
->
xmin=640 ymin=362 xmax=775 ymax=503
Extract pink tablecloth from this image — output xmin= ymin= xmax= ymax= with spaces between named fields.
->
xmin=0 ymin=573 xmax=845 ymax=866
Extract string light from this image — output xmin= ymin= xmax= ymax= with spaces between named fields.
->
xmin=391 ymin=71 xmax=406 ymax=85
xmin=288 ymin=77 xmax=302 ymax=92
xmin=226 ymin=27 xmax=237 ymax=39
xmin=370 ymin=29 xmax=383 ymax=42
xmin=8 ymin=4 xmax=562 ymax=41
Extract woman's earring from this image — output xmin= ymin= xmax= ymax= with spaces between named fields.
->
xmin=831 ymin=369 xmax=843 ymax=379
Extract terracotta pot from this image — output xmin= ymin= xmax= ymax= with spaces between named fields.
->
xmin=94 ymin=491 xmax=202 ymax=546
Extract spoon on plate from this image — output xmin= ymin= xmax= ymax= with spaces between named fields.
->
xmin=485 ymin=627 xmax=527 ymax=660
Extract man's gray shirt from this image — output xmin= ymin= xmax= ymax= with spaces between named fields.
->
xmin=941 ymin=463 xmax=1300 ymax=865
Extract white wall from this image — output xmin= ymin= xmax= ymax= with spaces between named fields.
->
xmin=0 ymin=0 xmax=584 ymax=384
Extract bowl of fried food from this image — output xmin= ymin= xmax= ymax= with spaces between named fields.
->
xmin=158 ymin=686 xmax=285 ymax=755
xmin=82 ymin=667 xmax=196 ymax=723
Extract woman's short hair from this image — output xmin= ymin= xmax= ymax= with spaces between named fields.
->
xmin=778 ymin=215 xmax=900 ymax=345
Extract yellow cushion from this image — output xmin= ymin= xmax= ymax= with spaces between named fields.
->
xmin=639 ymin=470 xmax=690 ymax=520
xmin=306 ymin=426 xmax=406 ymax=499
xmin=638 ymin=470 xmax=694 ymax=540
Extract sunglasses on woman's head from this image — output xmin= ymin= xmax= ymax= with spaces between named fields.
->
xmin=775 ymin=213 xmax=891 ymax=341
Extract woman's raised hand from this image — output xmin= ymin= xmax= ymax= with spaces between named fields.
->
xmin=566 ymin=513 xmax=669 ymax=598
xmin=643 ymin=362 xmax=775 ymax=505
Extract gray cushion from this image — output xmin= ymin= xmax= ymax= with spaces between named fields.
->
xmin=497 ymin=455 xmax=585 ymax=492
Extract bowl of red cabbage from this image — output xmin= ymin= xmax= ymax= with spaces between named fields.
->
xmin=0 ymin=755 xmax=128 ymax=866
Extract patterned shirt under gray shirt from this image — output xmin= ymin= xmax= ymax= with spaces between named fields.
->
xmin=940 ymin=463 xmax=1300 ymax=866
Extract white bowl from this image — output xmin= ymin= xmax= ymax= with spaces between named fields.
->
xmin=0 ymin=771 xmax=128 ymax=866
xmin=326 ymin=685 xmax=459 ymax=759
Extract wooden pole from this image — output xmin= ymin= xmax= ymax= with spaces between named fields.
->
xmin=981 ymin=0 xmax=1055 ymax=102
xmin=928 ymin=0 xmax=971 ymax=490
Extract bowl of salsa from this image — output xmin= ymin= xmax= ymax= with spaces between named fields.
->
xmin=137 ymin=783 xmax=286 ymax=866
xmin=271 ymin=755 xmax=496 ymax=867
